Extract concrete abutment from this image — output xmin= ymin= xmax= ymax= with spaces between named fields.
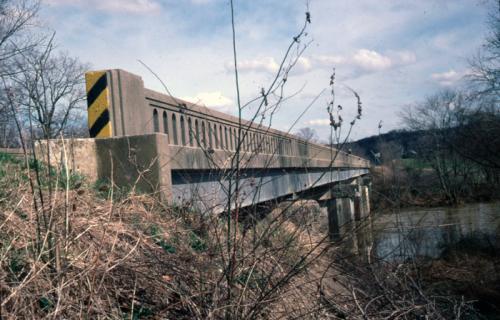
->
xmin=36 ymin=134 xmax=172 ymax=202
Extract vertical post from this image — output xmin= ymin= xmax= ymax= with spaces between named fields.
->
xmin=361 ymin=185 xmax=370 ymax=215
xmin=319 ymin=199 xmax=340 ymax=241
xmin=354 ymin=188 xmax=362 ymax=221
xmin=354 ymin=178 xmax=370 ymax=220
xmin=85 ymin=71 xmax=112 ymax=138
xmin=85 ymin=69 xmax=151 ymax=138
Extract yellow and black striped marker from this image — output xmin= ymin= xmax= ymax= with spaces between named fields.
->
xmin=86 ymin=71 xmax=112 ymax=138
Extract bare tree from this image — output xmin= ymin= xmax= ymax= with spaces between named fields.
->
xmin=0 ymin=0 xmax=40 ymax=146
xmin=400 ymin=90 xmax=489 ymax=203
xmin=469 ymin=1 xmax=500 ymax=98
xmin=295 ymin=127 xmax=318 ymax=142
xmin=0 ymin=0 xmax=40 ymax=76
xmin=10 ymin=36 xmax=88 ymax=139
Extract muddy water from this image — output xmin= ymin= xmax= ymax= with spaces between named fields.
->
xmin=370 ymin=202 xmax=500 ymax=261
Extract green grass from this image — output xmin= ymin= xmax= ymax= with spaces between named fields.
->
xmin=0 ymin=152 xmax=20 ymax=165
xmin=400 ymin=158 xmax=431 ymax=170
xmin=147 ymin=224 xmax=176 ymax=254
xmin=0 ymin=152 xmax=87 ymax=192
xmin=189 ymin=231 xmax=207 ymax=253
xmin=93 ymin=178 xmax=133 ymax=201
xmin=38 ymin=297 xmax=53 ymax=313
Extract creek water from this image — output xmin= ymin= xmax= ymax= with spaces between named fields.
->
xmin=369 ymin=202 xmax=500 ymax=261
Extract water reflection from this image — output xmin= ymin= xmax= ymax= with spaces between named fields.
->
xmin=368 ymin=203 xmax=500 ymax=261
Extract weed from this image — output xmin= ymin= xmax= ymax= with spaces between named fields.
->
xmin=8 ymin=250 xmax=28 ymax=282
xmin=0 ymin=152 xmax=20 ymax=164
xmin=59 ymin=170 xmax=86 ymax=190
xmin=93 ymin=178 xmax=131 ymax=200
xmin=15 ymin=209 xmax=28 ymax=220
xmin=38 ymin=297 xmax=53 ymax=312
xmin=124 ymin=305 xmax=153 ymax=320
xmin=236 ymin=270 xmax=267 ymax=290
xmin=148 ymin=224 xmax=176 ymax=254
xmin=189 ymin=231 xmax=207 ymax=253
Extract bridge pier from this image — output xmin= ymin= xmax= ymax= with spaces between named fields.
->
xmin=318 ymin=178 xmax=371 ymax=245
xmin=354 ymin=179 xmax=370 ymax=221
xmin=319 ymin=197 xmax=354 ymax=242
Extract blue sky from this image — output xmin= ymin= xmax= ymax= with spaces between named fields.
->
xmin=41 ymin=0 xmax=493 ymax=140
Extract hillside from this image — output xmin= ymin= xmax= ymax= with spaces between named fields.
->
xmin=347 ymin=129 xmax=426 ymax=163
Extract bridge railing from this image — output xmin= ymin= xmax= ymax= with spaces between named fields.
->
xmin=85 ymin=69 xmax=369 ymax=169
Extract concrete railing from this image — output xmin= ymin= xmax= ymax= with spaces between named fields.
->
xmin=85 ymin=69 xmax=370 ymax=170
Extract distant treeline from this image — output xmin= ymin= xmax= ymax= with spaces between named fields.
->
xmin=346 ymin=129 xmax=426 ymax=163
xmin=353 ymin=97 xmax=500 ymax=206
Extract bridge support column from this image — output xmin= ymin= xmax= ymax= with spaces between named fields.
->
xmin=320 ymin=199 xmax=339 ymax=241
xmin=353 ymin=179 xmax=371 ymax=221
xmin=319 ymin=197 xmax=355 ymax=242
xmin=360 ymin=185 xmax=370 ymax=216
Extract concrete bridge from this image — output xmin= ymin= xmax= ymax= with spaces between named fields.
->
xmin=43 ymin=69 xmax=371 ymax=239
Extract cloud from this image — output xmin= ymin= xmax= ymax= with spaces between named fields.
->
xmin=309 ymin=49 xmax=415 ymax=73
xmin=181 ymin=91 xmax=233 ymax=113
xmin=42 ymin=0 xmax=488 ymax=141
xmin=45 ymin=0 xmax=161 ymax=14
xmin=305 ymin=119 xmax=330 ymax=126
xmin=225 ymin=56 xmax=312 ymax=75
xmin=393 ymin=51 xmax=417 ymax=65
xmin=352 ymin=49 xmax=392 ymax=71
xmin=295 ymin=57 xmax=312 ymax=73
xmin=225 ymin=57 xmax=280 ymax=74
xmin=312 ymin=55 xmax=346 ymax=67
xmin=224 ymin=49 xmax=415 ymax=77
xmin=431 ymin=69 xmax=465 ymax=86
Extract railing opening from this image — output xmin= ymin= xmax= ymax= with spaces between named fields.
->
xmin=172 ymin=114 xmax=178 ymax=145
xmin=188 ymin=118 xmax=194 ymax=146
xmin=162 ymin=111 xmax=169 ymax=142
xmin=153 ymin=109 xmax=159 ymax=133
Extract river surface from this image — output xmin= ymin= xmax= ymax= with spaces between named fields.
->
xmin=370 ymin=202 xmax=500 ymax=261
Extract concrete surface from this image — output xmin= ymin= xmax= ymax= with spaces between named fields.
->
xmin=89 ymin=69 xmax=370 ymax=169
xmin=36 ymin=134 xmax=171 ymax=200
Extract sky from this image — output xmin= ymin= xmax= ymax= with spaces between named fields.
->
xmin=40 ymin=0 xmax=493 ymax=141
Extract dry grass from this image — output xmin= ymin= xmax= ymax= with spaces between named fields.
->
xmin=1 ymin=155 xmax=487 ymax=319
xmin=0 ymin=156 xmax=349 ymax=319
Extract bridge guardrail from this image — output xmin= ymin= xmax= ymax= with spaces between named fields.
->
xmin=85 ymin=69 xmax=370 ymax=169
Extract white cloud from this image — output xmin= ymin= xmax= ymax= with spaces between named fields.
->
xmin=223 ymin=49 xmax=414 ymax=76
xmin=394 ymin=51 xmax=417 ymax=64
xmin=352 ymin=49 xmax=392 ymax=71
xmin=309 ymin=50 xmax=415 ymax=73
xmin=431 ymin=69 xmax=464 ymax=86
xmin=296 ymin=57 xmax=312 ymax=73
xmin=41 ymin=0 xmax=489 ymax=141
xmin=181 ymin=91 xmax=233 ymax=113
xmin=226 ymin=56 xmax=311 ymax=75
xmin=305 ymin=119 xmax=330 ymax=126
xmin=45 ymin=0 xmax=160 ymax=14
xmin=312 ymin=54 xmax=346 ymax=67
xmin=226 ymin=57 xmax=280 ymax=74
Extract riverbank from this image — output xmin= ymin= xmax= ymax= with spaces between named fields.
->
xmin=424 ymin=236 xmax=500 ymax=319
xmin=331 ymin=236 xmax=500 ymax=319
xmin=370 ymin=164 xmax=500 ymax=210
xmin=362 ymin=202 xmax=500 ymax=319
xmin=1 ymin=151 xmax=498 ymax=318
